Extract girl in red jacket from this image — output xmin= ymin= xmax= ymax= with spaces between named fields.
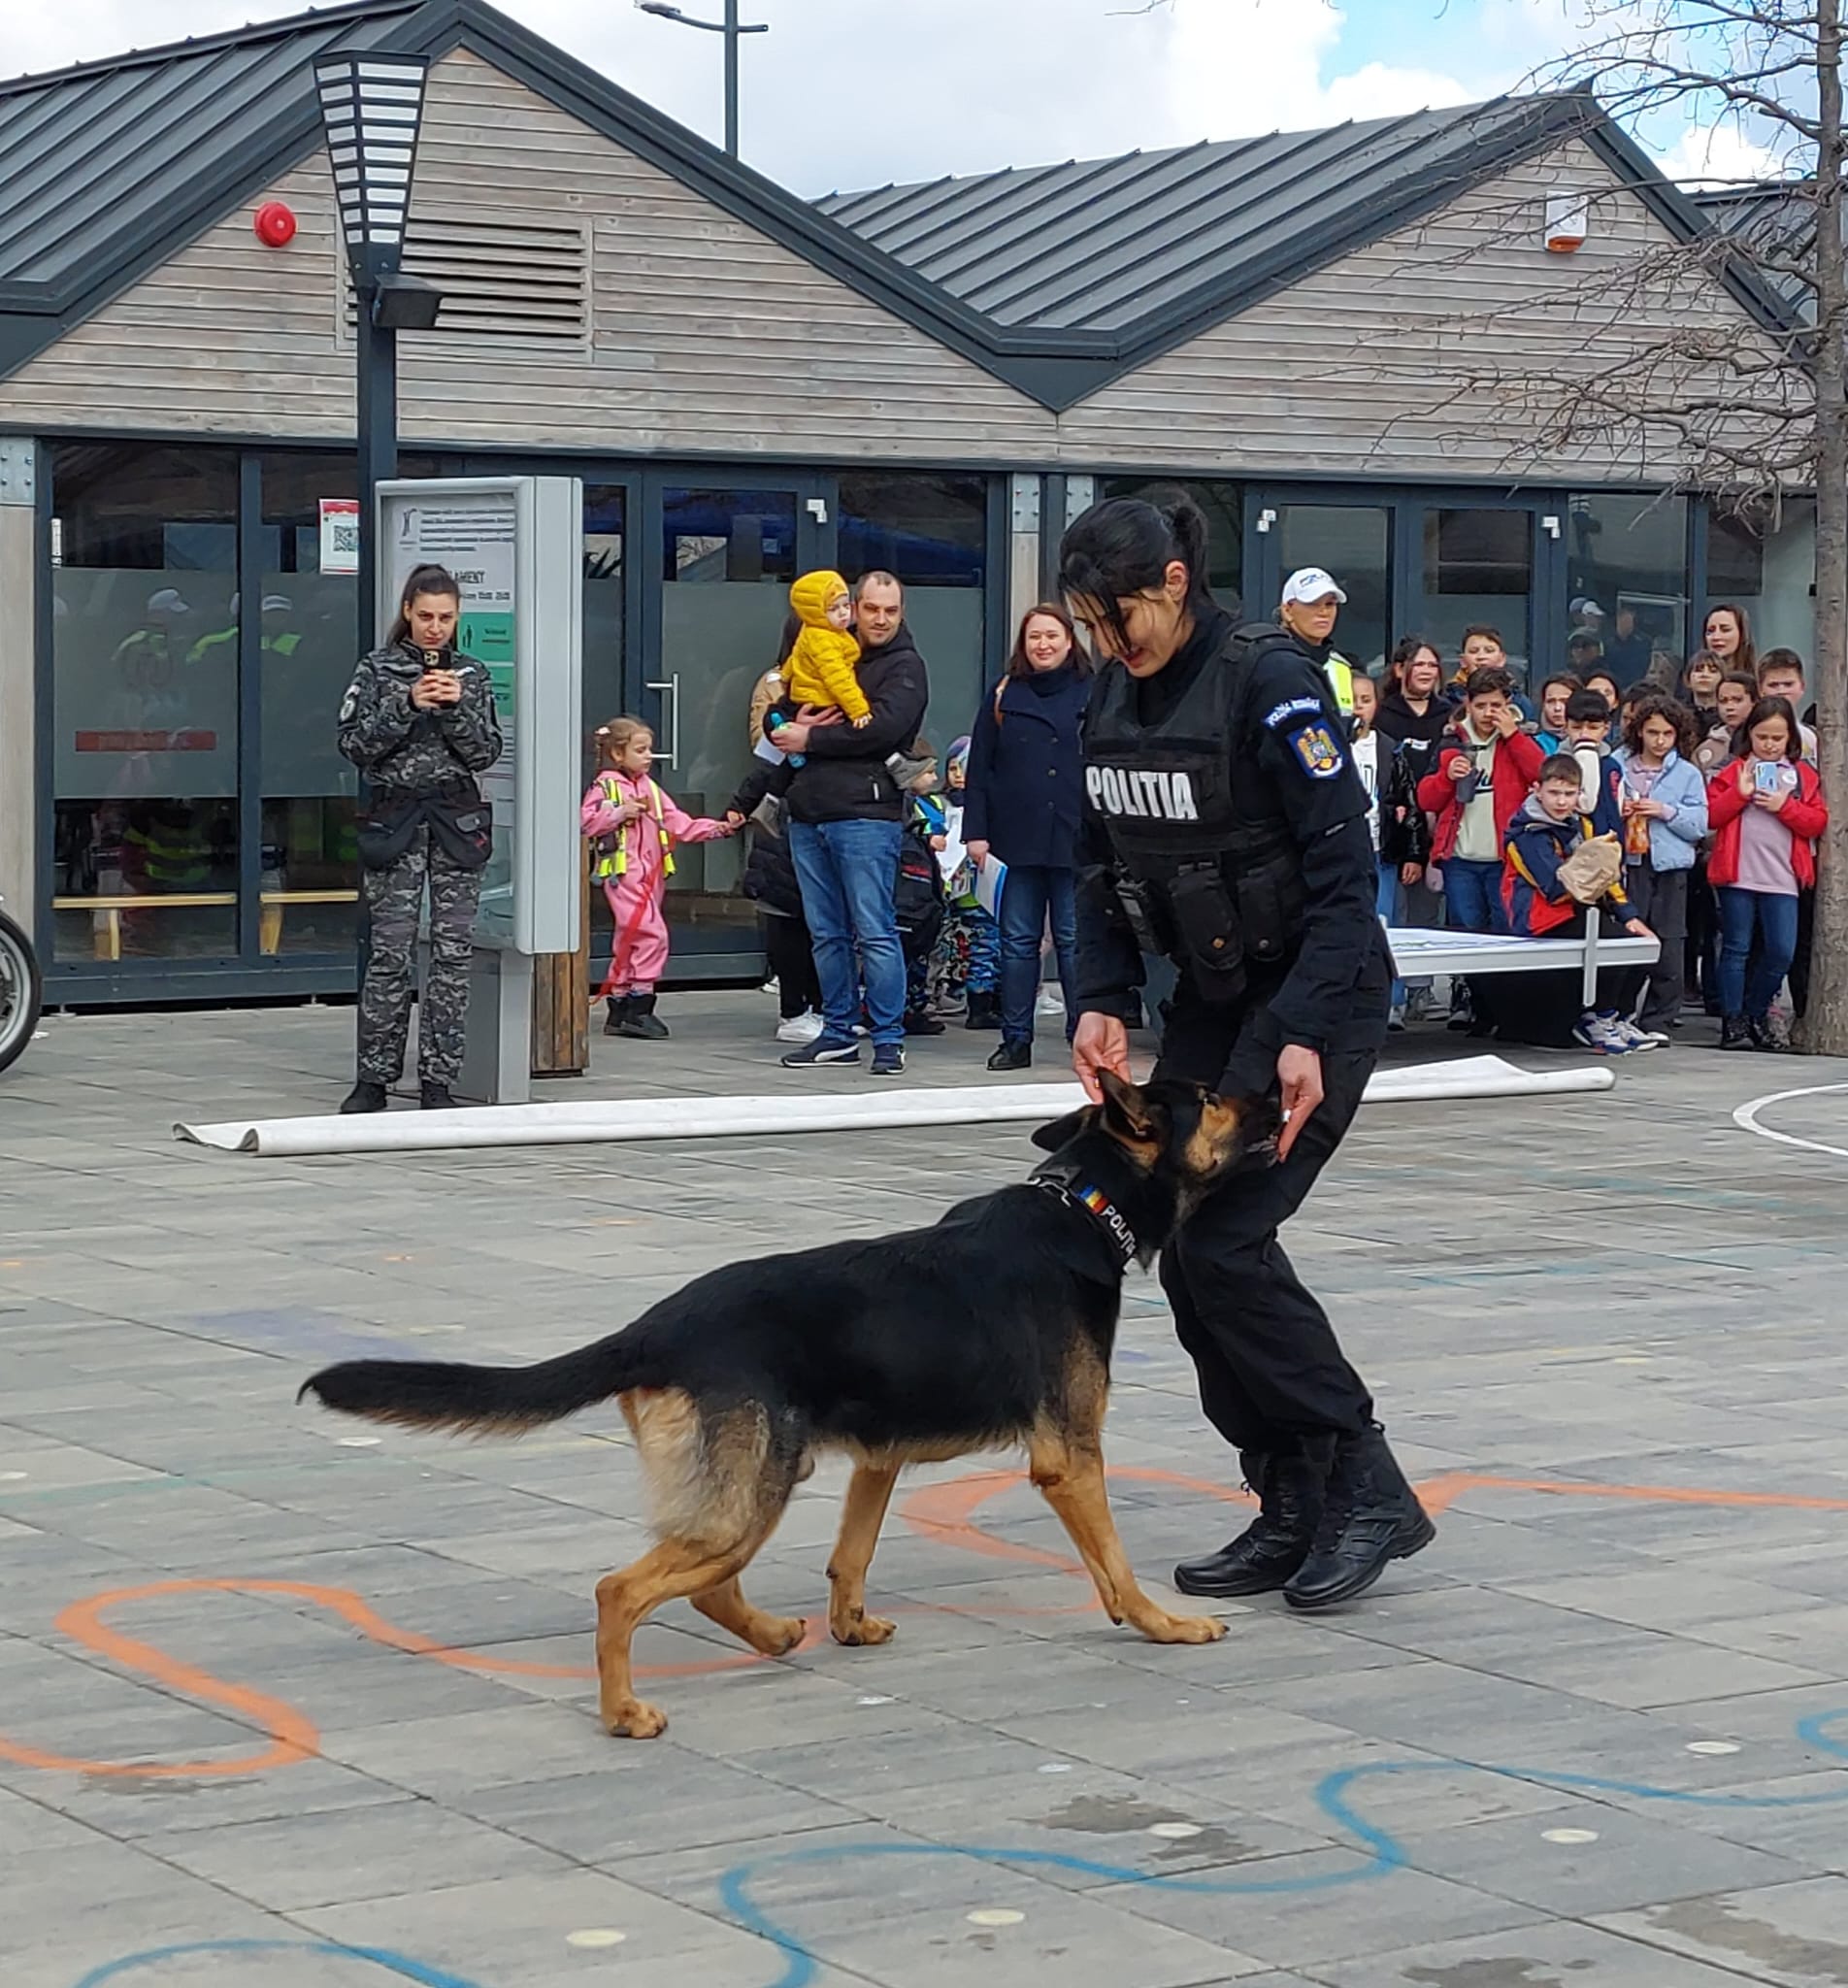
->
xmin=1706 ymin=696 xmax=1828 ymax=1051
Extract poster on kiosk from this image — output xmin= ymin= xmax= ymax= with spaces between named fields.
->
xmin=375 ymin=476 xmax=582 ymax=1101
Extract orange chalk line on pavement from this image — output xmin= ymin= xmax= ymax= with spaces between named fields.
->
xmin=3 ymin=1472 xmax=1843 ymax=1779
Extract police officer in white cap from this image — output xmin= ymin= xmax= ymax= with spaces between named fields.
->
xmin=1280 ymin=568 xmax=1355 ymax=721
xmin=1059 ymin=491 xmax=1434 ymax=1614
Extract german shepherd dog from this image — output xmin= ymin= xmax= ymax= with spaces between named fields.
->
xmin=302 ymin=1071 xmax=1278 ymax=1739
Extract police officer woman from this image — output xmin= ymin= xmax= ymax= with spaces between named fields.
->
xmin=337 ymin=563 xmax=503 ymax=1113
xmin=1059 ymin=493 xmax=1433 ymax=1610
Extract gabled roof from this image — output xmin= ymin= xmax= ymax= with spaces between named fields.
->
xmin=0 ymin=0 xmax=1792 ymax=412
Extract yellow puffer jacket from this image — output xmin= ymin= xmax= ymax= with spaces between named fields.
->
xmin=782 ymin=570 xmax=869 ymax=725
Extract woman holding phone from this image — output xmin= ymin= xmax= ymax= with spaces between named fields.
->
xmin=337 ymin=563 xmax=503 ymax=1112
xmin=1705 ymin=695 xmax=1828 ymax=1051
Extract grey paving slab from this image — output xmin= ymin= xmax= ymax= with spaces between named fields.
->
xmin=5 ymin=998 xmax=1848 ymax=1988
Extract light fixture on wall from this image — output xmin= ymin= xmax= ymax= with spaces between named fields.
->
xmin=1544 ymin=193 xmax=1589 ymax=254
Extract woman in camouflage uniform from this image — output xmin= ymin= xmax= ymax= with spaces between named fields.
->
xmin=337 ymin=564 xmax=502 ymax=1113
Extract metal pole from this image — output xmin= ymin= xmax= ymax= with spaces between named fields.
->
xmin=724 ymin=0 xmax=740 ymax=155
xmin=353 ymin=295 xmax=398 ymax=996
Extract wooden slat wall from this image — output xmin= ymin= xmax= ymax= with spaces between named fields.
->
xmin=0 ymin=58 xmax=1790 ymax=486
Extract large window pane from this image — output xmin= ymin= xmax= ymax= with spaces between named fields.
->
xmin=50 ymin=444 xmax=239 ymax=963
xmin=1422 ymin=508 xmax=1534 ymax=686
xmin=1099 ymin=477 xmax=1242 ymax=612
xmin=658 ymin=487 xmax=799 ymax=962
xmin=1708 ymin=499 xmax=1815 ymax=661
xmin=1566 ymin=494 xmax=1689 ymax=690
xmin=257 ymin=451 xmax=360 ymax=956
xmin=1276 ymin=504 xmax=1389 ymax=674
xmin=839 ymin=471 xmax=987 ymax=753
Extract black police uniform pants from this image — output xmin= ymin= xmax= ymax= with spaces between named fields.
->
xmin=1153 ymin=997 xmax=1376 ymax=1453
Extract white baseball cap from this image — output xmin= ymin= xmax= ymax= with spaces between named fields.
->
xmin=146 ymin=587 xmax=191 ymax=615
xmin=1282 ymin=567 xmax=1347 ymax=607
xmin=1570 ymin=597 xmax=1606 ymax=619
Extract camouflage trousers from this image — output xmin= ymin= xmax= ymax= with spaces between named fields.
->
xmin=356 ymin=827 xmax=482 ymax=1086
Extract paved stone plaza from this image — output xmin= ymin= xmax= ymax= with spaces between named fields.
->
xmin=5 ymin=993 xmax=1848 ymax=1988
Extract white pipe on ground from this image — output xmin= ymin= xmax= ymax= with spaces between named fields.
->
xmin=175 ymin=1056 xmax=1613 ymax=1158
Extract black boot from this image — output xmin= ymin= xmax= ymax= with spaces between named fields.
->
xmin=618 ymin=993 xmax=670 ymax=1040
xmin=1173 ymin=1444 xmax=1328 ymax=1598
xmin=904 ymin=1009 xmax=947 ymax=1036
xmin=963 ymin=989 xmax=1002 ymax=1031
xmin=602 ymin=996 xmax=630 ymax=1037
xmin=1718 ymin=1013 xmax=1751 ymax=1051
xmin=1747 ymin=1013 xmax=1791 ymax=1052
xmin=420 ymin=1081 xmax=456 ymax=1110
xmin=1283 ymin=1423 xmax=1434 ymax=1611
xmin=340 ymin=1079 xmax=389 ymax=1115
xmin=987 ymin=1039 xmax=1032 ymax=1072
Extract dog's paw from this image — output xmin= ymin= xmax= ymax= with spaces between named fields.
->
xmin=830 ymin=1610 xmax=896 ymax=1647
xmin=1144 ymin=1610 xmax=1227 ymax=1645
xmin=755 ymin=1613 xmax=808 ymax=1657
xmin=605 ymin=1698 xmax=669 ymax=1739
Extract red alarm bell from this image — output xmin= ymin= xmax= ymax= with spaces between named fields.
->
xmin=253 ymin=202 xmax=298 ymax=248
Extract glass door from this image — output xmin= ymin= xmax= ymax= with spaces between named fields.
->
xmin=1415 ymin=503 xmax=1570 ymax=694
xmin=1250 ymin=498 xmax=1393 ymax=674
xmin=639 ymin=475 xmax=831 ymax=973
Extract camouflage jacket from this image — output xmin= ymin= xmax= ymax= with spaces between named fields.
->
xmin=337 ymin=641 xmax=503 ymax=792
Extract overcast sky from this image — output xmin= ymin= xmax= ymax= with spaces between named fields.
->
xmin=0 ymin=0 xmax=1783 ymax=197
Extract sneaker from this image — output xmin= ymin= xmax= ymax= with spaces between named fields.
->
xmin=1036 ymin=985 xmax=1066 ymax=1018
xmin=1572 ymin=1011 xmax=1634 ymax=1056
xmin=1612 ymin=1018 xmax=1659 ymax=1051
xmin=776 ymin=1010 xmax=825 ymax=1044
xmin=1632 ymin=1025 xmax=1671 ymax=1048
xmin=1387 ymin=1007 xmax=1406 ymax=1034
xmin=870 ymin=1043 xmax=906 ymax=1077
xmin=781 ymin=1034 xmax=861 ymax=1068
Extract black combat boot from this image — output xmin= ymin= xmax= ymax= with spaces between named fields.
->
xmin=987 ymin=1040 xmax=1032 ymax=1072
xmin=1718 ymin=1014 xmax=1751 ymax=1051
xmin=1747 ymin=1013 xmax=1791 ymax=1052
xmin=618 ymin=993 xmax=670 ymax=1041
xmin=420 ymin=1081 xmax=456 ymax=1110
xmin=340 ymin=1079 xmax=389 ymax=1114
xmin=963 ymin=989 xmax=1002 ymax=1031
xmin=1284 ymin=1423 xmax=1435 ymax=1611
xmin=1173 ymin=1442 xmax=1329 ymax=1598
xmin=603 ymin=996 xmax=631 ymax=1036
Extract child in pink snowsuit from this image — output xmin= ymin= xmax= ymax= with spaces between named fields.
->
xmin=582 ymin=715 xmax=739 ymax=1040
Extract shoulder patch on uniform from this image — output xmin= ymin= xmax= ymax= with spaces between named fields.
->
xmin=1263 ymin=695 xmax=1323 ymax=730
xmin=1287 ymin=722 xmax=1345 ymax=779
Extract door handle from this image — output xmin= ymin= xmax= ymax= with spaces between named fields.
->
xmin=645 ymin=674 xmax=680 ymax=768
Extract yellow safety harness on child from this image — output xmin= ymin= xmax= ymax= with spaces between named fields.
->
xmin=593 ymin=773 xmax=675 ymax=880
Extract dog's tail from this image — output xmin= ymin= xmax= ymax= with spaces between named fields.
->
xmin=299 ymin=1326 xmax=662 ymax=1437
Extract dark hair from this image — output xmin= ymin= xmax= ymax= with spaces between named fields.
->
xmin=1538 ymin=752 xmax=1583 ymax=785
xmin=1538 ymin=673 xmax=1582 ymax=705
xmin=1461 ymin=624 xmax=1505 ymax=649
xmin=1704 ymin=601 xmax=1756 ymax=673
xmin=1623 ymin=693 xmax=1697 ymax=759
xmin=386 ymin=563 xmax=461 ymax=647
xmin=1717 ymin=669 xmax=1760 ymax=702
xmin=852 ymin=570 xmax=904 ymax=602
xmin=1388 ymin=634 xmax=1442 ymax=687
xmin=1679 ymin=647 xmax=1726 ymax=701
xmin=1757 ymin=646 xmax=1806 ymax=684
xmin=1582 ymin=669 xmax=1621 ymax=703
xmin=1739 ymin=694 xmax=1804 ymax=762
xmin=1565 ymin=687 xmax=1611 ymax=724
xmin=1463 ymin=666 xmax=1514 ymax=702
xmin=1058 ymin=491 xmax=1215 ymax=649
xmin=1005 ymin=603 xmax=1079 ymax=682
xmin=772 ymin=609 xmax=802 ymax=672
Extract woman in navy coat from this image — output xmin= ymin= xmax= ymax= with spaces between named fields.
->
xmin=961 ymin=605 xmax=1090 ymax=1068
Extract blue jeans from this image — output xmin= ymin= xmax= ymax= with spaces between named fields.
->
xmin=998 ymin=864 xmax=1077 ymax=1045
xmin=788 ymin=817 xmax=906 ymax=1047
xmin=1443 ymin=856 xmax=1504 ymax=935
xmin=1375 ymin=858 xmax=1405 ymax=1011
xmin=1717 ymin=885 xmax=1798 ymax=1020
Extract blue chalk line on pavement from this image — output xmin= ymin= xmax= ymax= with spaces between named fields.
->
xmin=72 ymin=1709 xmax=1848 ymax=1988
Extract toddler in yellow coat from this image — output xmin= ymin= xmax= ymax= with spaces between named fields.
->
xmin=780 ymin=570 xmax=870 ymax=727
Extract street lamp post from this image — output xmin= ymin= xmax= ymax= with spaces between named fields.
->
xmin=313 ymin=52 xmax=443 ymax=641
xmin=635 ymin=0 xmax=769 ymax=158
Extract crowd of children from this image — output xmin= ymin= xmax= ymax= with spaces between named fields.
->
xmin=582 ymin=575 xmax=1828 ymax=1064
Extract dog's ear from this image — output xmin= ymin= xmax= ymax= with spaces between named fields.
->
xmin=1031 ymin=1105 xmax=1095 ymax=1152
xmin=1097 ymin=1069 xmax=1156 ymax=1143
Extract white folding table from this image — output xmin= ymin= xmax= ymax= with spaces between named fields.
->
xmin=1385 ymin=925 xmax=1660 ymax=1008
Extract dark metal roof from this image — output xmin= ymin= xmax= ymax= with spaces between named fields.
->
xmin=0 ymin=3 xmax=1791 ymax=412
xmin=1692 ymin=182 xmax=1818 ymax=319
xmin=0 ymin=0 xmax=424 ymax=298
xmin=816 ymin=102 xmax=1602 ymax=334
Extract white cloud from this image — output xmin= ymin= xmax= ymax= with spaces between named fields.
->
xmin=1653 ymin=118 xmax=1795 ymax=191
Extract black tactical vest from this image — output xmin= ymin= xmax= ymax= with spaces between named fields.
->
xmin=1082 ymin=622 xmax=1308 ymax=1000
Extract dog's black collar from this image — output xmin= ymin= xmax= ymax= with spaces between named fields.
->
xmin=1030 ymin=1167 xmax=1139 ymax=1267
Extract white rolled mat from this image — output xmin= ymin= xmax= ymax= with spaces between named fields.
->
xmin=174 ymin=1054 xmax=1612 ymax=1158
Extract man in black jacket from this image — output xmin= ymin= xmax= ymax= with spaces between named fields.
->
xmin=768 ymin=572 xmax=929 ymax=1077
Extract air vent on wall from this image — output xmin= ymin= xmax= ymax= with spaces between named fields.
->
xmin=341 ymin=213 xmax=590 ymax=346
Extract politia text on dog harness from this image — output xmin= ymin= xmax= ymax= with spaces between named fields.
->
xmin=1030 ymin=1173 xmax=1138 ymax=1266
xmin=592 ymin=773 xmax=676 ymax=882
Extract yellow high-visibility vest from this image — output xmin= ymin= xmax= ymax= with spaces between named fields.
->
xmin=592 ymin=775 xmax=675 ymax=882
xmin=1324 ymin=652 xmax=1356 ymax=717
